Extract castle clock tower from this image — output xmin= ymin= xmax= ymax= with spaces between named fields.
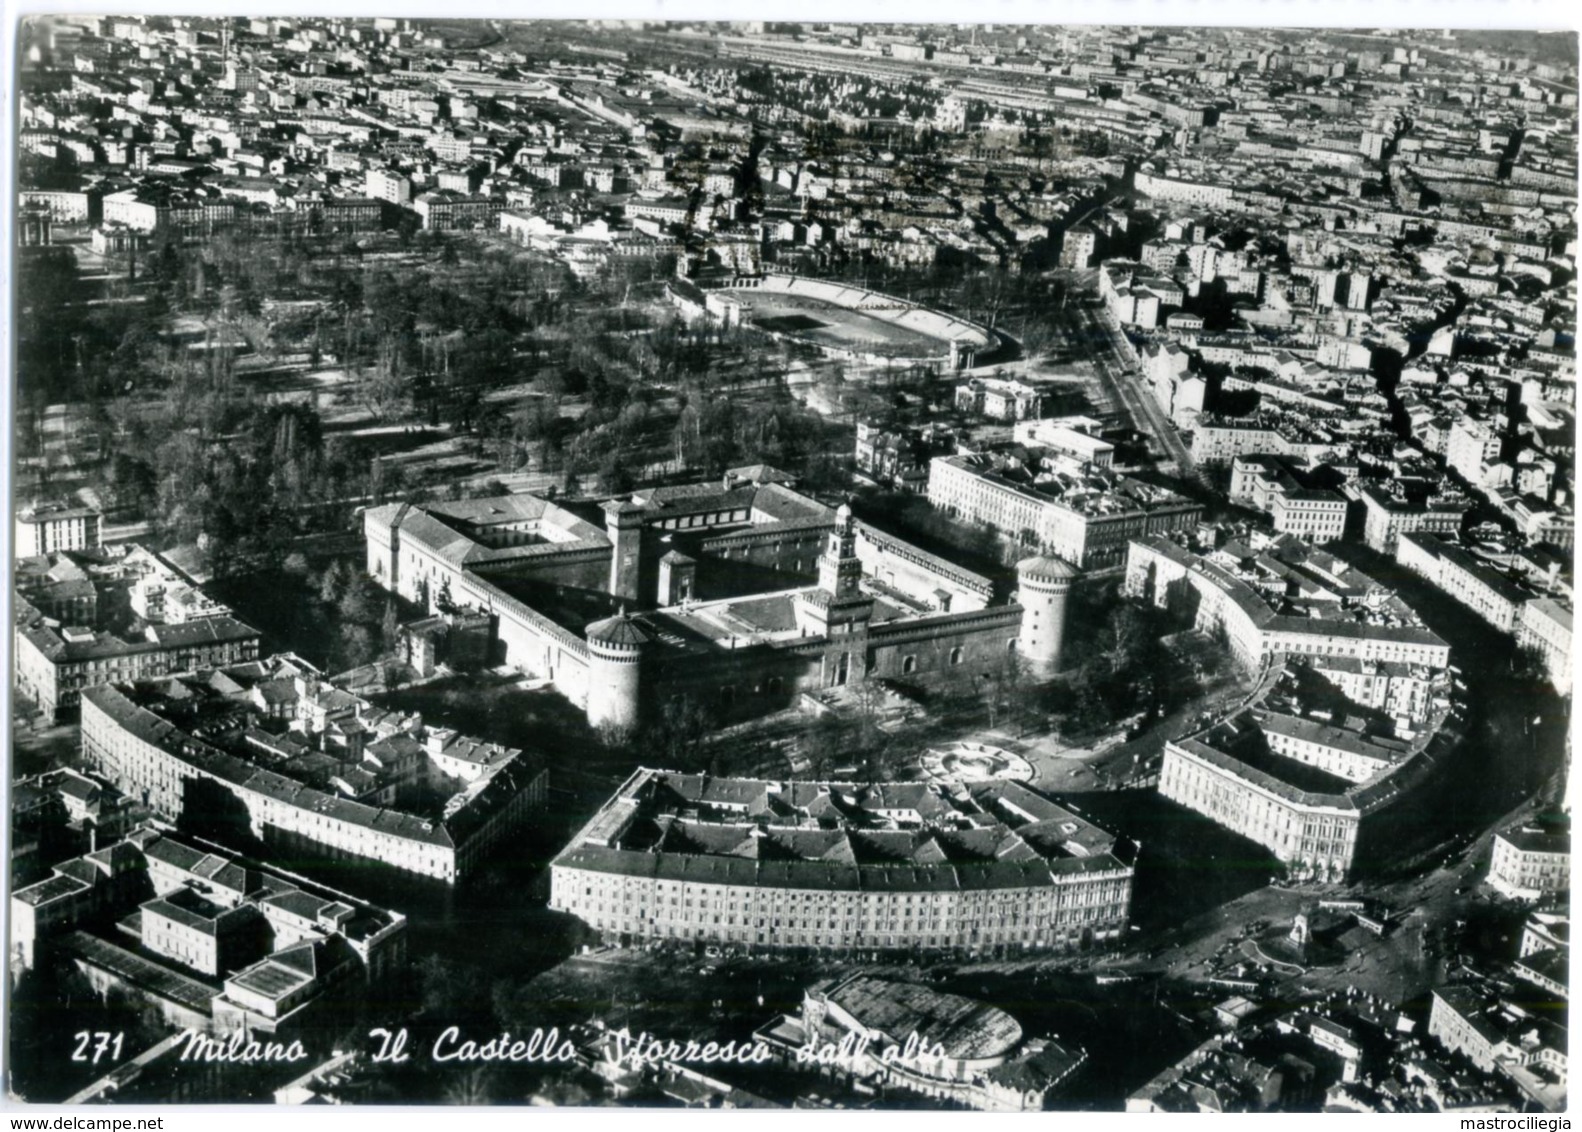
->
xmin=796 ymin=504 xmax=875 ymax=685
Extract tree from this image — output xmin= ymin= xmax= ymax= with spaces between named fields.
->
xmin=987 ymin=648 xmax=1035 ymax=736
xmin=1063 ymin=664 xmax=1110 ymax=735
xmin=108 ymin=452 xmax=157 ymax=516
xmin=416 ymin=955 xmax=494 ymax=1027
xmin=381 ymin=597 xmax=401 ymax=650
xmin=596 ymin=719 xmax=638 ymax=751
xmin=340 ymin=573 xmax=381 ymax=624
xmin=860 ymin=732 xmax=896 ymax=782
xmin=653 ymin=694 xmax=716 ymax=771
xmin=697 ymin=398 xmax=740 ymax=477
xmin=596 ymin=448 xmax=634 ymax=495
xmin=443 ymin=1068 xmax=496 ymax=1107
xmin=1098 ymin=604 xmax=1154 ymax=677
xmin=672 ymin=402 xmax=702 ymax=471
xmin=319 ymin=559 xmax=352 ymax=605
xmin=1512 ymin=643 xmax=1549 ymax=681
xmin=362 ymin=358 xmax=408 ymax=421
xmin=337 ymin=624 xmax=376 ymax=670
xmin=801 ymin=714 xmax=851 ymax=778
xmin=851 ymin=669 xmax=883 ymax=739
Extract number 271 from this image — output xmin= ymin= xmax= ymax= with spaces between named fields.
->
xmin=71 ymin=1031 xmax=124 ymax=1064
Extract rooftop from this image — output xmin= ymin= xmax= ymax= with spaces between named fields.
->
xmin=1498 ymin=822 xmax=1570 ymax=857
xmin=937 ymin=455 xmax=1199 ymax=520
xmin=82 ymin=678 xmax=537 ymax=851
xmin=817 ymin=974 xmax=1023 ymax=1061
xmin=553 ymin=769 xmax=1131 ymax=892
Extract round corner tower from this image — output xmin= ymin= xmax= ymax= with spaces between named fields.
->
xmin=1016 ymin=554 xmax=1080 ymax=676
xmin=585 ymin=608 xmax=649 ymax=731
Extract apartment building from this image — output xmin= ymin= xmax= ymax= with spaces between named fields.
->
xmin=929 ymin=455 xmax=1201 ymax=570
xmin=365 ymin=167 xmax=411 ymax=204
xmin=1488 ymin=822 xmax=1570 ymax=901
xmin=1126 ymin=535 xmax=1451 ymax=674
xmin=1271 ymin=490 xmax=1347 ymax=543
xmin=1355 ymin=483 xmax=1469 ymax=554
xmin=15 ymin=615 xmax=261 ymax=720
xmin=80 ymin=673 xmax=548 ymax=885
xmin=1396 ymin=532 xmax=1531 ymax=633
xmin=15 ymin=503 xmax=101 ymax=557
xmin=1516 ymin=598 xmax=1572 ymax=692
xmin=551 ymin=769 xmax=1135 ymax=955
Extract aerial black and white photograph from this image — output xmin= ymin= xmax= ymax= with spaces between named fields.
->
xmin=3 ymin=11 xmax=1576 ymax=1115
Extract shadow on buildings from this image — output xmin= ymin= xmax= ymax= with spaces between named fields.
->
xmin=1058 ymin=788 xmax=1282 ymax=934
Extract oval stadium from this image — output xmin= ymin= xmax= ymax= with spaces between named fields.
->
xmin=670 ymin=272 xmax=1000 ymax=370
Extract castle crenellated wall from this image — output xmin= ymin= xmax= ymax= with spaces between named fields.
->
xmin=367 ymin=497 xmax=1072 ymax=732
xmin=855 ymin=522 xmax=995 ymax=612
xmin=452 ymin=571 xmax=593 ymax=705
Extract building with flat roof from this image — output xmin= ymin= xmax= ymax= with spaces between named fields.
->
xmin=1354 ymin=482 xmax=1470 ymax=554
xmin=1270 ymin=489 xmax=1348 ymax=544
xmin=365 ymin=167 xmax=411 ymax=204
xmin=1446 ymin=416 xmax=1504 ymax=486
xmin=1011 ymin=418 xmax=1116 ymax=471
xmin=412 ymin=190 xmax=501 ymax=231
xmin=1231 ymin=455 xmax=1301 ymax=511
xmin=1396 ymin=531 xmax=1535 ymax=633
xmin=1125 ymin=533 xmax=1451 ymax=674
xmin=1517 ymin=598 xmax=1572 ymax=693
xmin=550 ymin=768 xmax=1135 ymax=956
xmin=1488 ymin=820 xmax=1570 ymax=901
xmin=15 ymin=502 xmax=101 ymax=557
xmin=10 ymin=824 xmax=406 ymax=1036
xmin=929 ymin=454 xmax=1201 ymax=571
xmin=1192 ymin=414 xmax=1354 ymax=468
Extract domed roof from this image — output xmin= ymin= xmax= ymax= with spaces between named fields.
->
xmin=1017 ymin=554 xmax=1080 ymax=581
xmin=587 ymin=608 xmax=650 ymax=647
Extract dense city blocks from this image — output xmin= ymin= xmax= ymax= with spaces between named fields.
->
xmin=8 ymin=15 xmax=1574 ymax=1113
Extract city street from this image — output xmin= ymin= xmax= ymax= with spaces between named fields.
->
xmin=1075 ymin=301 xmax=1207 ymax=489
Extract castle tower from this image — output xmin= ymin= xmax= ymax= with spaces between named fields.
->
xmin=370 ymin=502 xmax=411 ymax=597
xmin=817 ymin=503 xmax=864 ymax=602
xmin=1016 ymin=554 xmax=1080 ymax=676
xmin=657 ymin=550 xmax=696 ymax=605
xmin=796 ymin=504 xmax=874 ymax=685
xmin=585 ymin=607 xmax=648 ymax=730
xmin=603 ymin=499 xmax=645 ymax=603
